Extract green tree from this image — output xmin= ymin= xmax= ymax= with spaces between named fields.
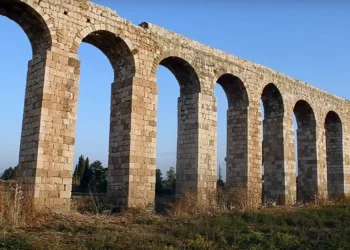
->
xmin=72 ymin=164 xmax=79 ymax=185
xmin=218 ymin=164 xmax=223 ymax=181
xmin=156 ymin=169 xmax=163 ymax=194
xmin=85 ymin=157 xmax=90 ymax=171
xmin=1 ymin=166 xmax=16 ymax=180
xmin=73 ymin=155 xmax=85 ymax=185
xmin=90 ymin=160 xmax=107 ymax=192
xmin=217 ymin=164 xmax=224 ymax=188
xmin=166 ymin=167 xmax=176 ymax=183
xmin=163 ymin=167 xmax=176 ymax=195
xmin=80 ymin=158 xmax=92 ymax=192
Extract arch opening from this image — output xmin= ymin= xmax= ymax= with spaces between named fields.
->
xmin=293 ymin=100 xmax=317 ymax=202
xmin=261 ymin=83 xmax=285 ymax=203
xmin=72 ymin=30 xmax=136 ymax=199
xmin=325 ymin=111 xmax=344 ymax=196
xmin=0 ymin=1 xmax=52 ymax=183
xmin=155 ymin=56 xmax=201 ymax=200
xmin=72 ymin=43 xmax=113 ymax=194
xmin=154 ymin=66 xmax=179 ymax=207
xmin=0 ymin=0 xmax=52 ymax=57
xmin=214 ymin=84 xmax=227 ymax=188
xmin=216 ymin=74 xmax=249 ymax=191
xmin=0 ymin=12 xmax=33 ymax=179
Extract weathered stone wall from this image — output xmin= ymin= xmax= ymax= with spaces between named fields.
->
xmin=0 ymin=0 xmax=349 ymax=210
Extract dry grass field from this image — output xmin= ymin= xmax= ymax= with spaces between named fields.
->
xmin=0 ymin=182 xmax=349 ymax=250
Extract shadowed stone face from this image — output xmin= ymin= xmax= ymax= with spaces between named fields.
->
xmin=325 ymin=111 xmax=344 ymax=196
xmin=294 ymin=100 xmax=317 ymax=202
xmin=0 ymin=0 xmax=349 ymax=210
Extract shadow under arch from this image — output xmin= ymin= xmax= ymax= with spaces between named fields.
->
xmin=217 ymin=73 xmax=249 ymax=109
xmin=216 ymin=73 xmax=249 ymax=190
xmin=293 ymin=100 xmax=317 ymax=201
xmin=159 ymin=56 xmax=201 ymax=96
xmin=260 ymin=83 xmax=285 ymax=203
xmin=0 ymin=0 xmax=52 ymax=57
xmin=325 ymin=111 xmax=344 ymax=197
xmin=261 ymin=83 xmax=284 ymax=118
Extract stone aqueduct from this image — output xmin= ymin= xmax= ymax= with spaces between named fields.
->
xmin=0 ymin=0 xmax=349 ymax=210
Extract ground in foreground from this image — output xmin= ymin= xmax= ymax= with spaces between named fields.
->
xmin=1 ymin=203 xmax=349 ymax=250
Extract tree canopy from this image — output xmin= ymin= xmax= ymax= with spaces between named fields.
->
xmin=73 ymin=155 xmax=108 ymax=193
xmin=1 ymin=166 xmax=16 ymax=180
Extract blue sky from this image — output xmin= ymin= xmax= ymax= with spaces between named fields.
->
xmin=0 ymin=0 xmax=349 ymax=178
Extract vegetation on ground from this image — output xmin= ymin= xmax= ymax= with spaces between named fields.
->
xmin=0 ymin=204 xmax=349 ymax=250
xmin=1 ymin=162 xmax=349 ymax=249
xmin=0 ymin=181 xmax=349 ymax=250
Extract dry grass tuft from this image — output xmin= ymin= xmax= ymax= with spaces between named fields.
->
xmin=0 ymin=180 xmax=53 ymax=229
xmin=169 ymin=188 xmax=236 ymax=218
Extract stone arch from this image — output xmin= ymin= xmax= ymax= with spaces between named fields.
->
xmin=72 ymin=26 xmax=136 ymax=82
xmin=215 ymin=73 xmax=249 ymax=189
xmin=260 ymin=83 xmax=285 ymax=202
xmin=293 ymin=100 xmax=317 ymax=201
xmin=152 ymin=52 xmax=201 ymax=96
xmin=152 ymin=54 xmax=201 ymax=199
xmin=70 ymin=26 xmax=137 ymax=205
xmin=0 ymin=0 xmax=54 ymax=194
xmin=0 ymin=0 xmax=53 ymax=57
xmin=325 ymin=111 xmax=344 ymax=196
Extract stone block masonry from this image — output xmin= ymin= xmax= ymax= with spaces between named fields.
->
xmin=0 ymin=0 xmax=349 ymax=210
